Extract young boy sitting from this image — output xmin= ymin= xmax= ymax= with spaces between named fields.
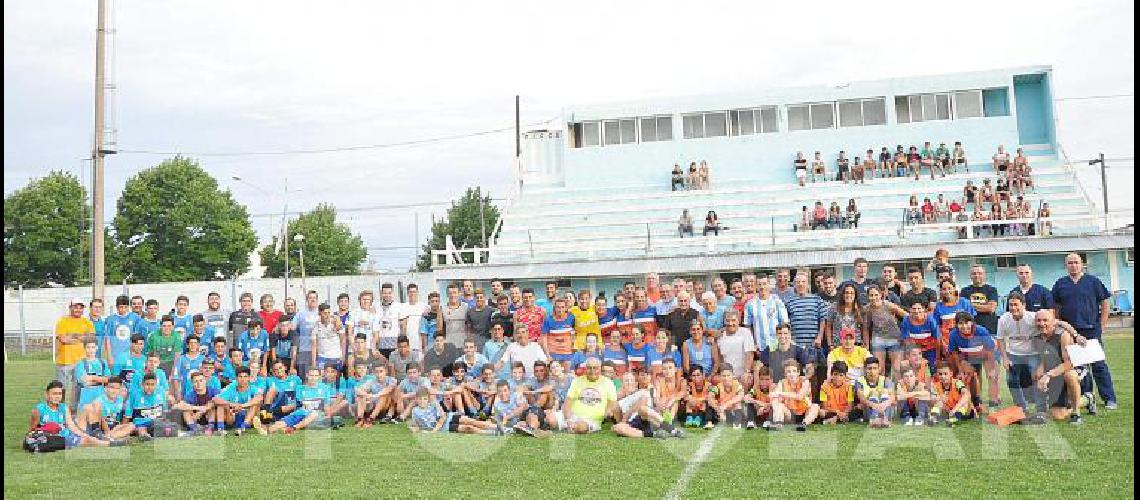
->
xmin=856 ymin=357 xmax=894 ymax=429
xmin=819 ymin=361 xmax=855 ymax=425
xmin=408 ymin=387 xmax=502 ymax=435
xmin=895 ymin=365 xmax=932 ymax=426
xmin=397 ymin=364 xmax=430 ymax=421
xmin=709 ymin=364 xmax=745 ymax=428
xmin=267 ymin=368 xmax=336 ymax=434
xmin=355 ymin=363 xmax=397 ymax=427
xmin=653 ymin=358 xmax=685 ymax=427
xmin=769 ymin=359 xmax=819 ymax=432
xmin=743 ymin=366 xmax=773 ymax=430
xmin=681 ymin=366 xmax=712 ymax=428
xmin=931 ymin=361 xmax=974 ymax=426
xmin=470 ymin=364 xmax=500 ymax=418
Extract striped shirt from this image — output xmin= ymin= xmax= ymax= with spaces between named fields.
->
xmin=784 ymin=293 xmax=827 ymax=347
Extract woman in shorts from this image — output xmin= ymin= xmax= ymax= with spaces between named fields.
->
xmin=793 ymin=152 xmax=808 ymax=187
xmin=862 ymin=285 xmax=907 ymax=378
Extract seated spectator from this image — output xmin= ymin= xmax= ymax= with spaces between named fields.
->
xmin=935 ymin=142 xmax=951 ymax=177
xmin=893 ymin=145 xmax=908 ymax=178
xmin=799 ymin=205 xmax=811 ymax=232
xmin=952 ymin=141 xmax=968 ymax=173
xmin=878 ymin=147 xmax=892 ymax=178
xmin=955 ymin=204 xmax=971 ymax=239
xmin=996 ymin=177 xmax=1011 ymax=204
xmin=963 ymin=180 xmax=978 ymax=208
xmin=990 ymin=202 xmax=1005 ymax=237
xmin=828 ymin=202 xmax=843 ymax=229
xmin=1037 ymin=202 xmax=1052 ymax=236
xmin=671 ymin=164 xmax=685 ymax=191
xmin=979 ymin=179 xmax=995 ymax=204
xmin=857 ymin=154 xmax=872 ymax=184
xmin=703 ymin=211 xmax=721 ymax=236
xmin=1017 ymin=196 xmax=1033 ymax=235
xmin=1007 ymin=200 xmax=1024 ymax=237
xmin=698 ymin=160 xmax=711 ymax=190
xmin=907 ymin=146 xmax=922 ymax=181
xmin=794 ymin=152 xmax=808 ymax=187
xmin=949 ymin=198 xmax=963 ymax=218
xmin=687 ymin=162 xmax=699 ymax=190
xmin=845 ymin=199 xmax=861 ymax=229
xmin=920 ymin=141 xmax=936 ymax=180
xmin=810 ymin=151 xmax=826 ymax=183
xmin=921 ymin=197 xmax=935 ymax=224
xmin=992 ymin=145 xmax=1011 ymax=173
xmin=973 ymin=204 xmax=990 ymax=238
xmin=907 ymin=195 xmax=922 ymax=226
xmin=934 ymin=194 xmax=950 ymax=223
xmin=812 ymin=201 xmax=828 ymax=230
xmin=678 ymin=210 xmax=695 ymax=238
xmin=836 ymin=150 xmax=850 ymax=184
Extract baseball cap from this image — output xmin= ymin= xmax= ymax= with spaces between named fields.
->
xmin=69 ymin=297 xmax=87 ymax=307
xmin=840 ymin=327 xmax=858 ymax=340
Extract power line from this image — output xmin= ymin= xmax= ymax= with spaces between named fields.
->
xmin=116 ymin=116 xmax=558 ymax=158
xmin=248 ymin=197 xmax=507 ymax=218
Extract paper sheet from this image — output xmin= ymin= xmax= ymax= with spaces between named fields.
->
xmin=1066 ymin=339 xmax=1106 ymax=366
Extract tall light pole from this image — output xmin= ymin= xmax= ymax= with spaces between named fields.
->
xmin=294 ymin=233 xmax=306 ymax=294
xmin=1088 ymin=153 xmax=1108 ymax=230
xmin=90 ymin=0 xmax=111 ymax=301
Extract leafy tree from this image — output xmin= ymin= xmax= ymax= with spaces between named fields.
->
xmin=109 ymin=156 xmax=257 ymax=282
xmin=4 ymin=171 xmax=90 ymax=287
xmin=415 ymin=187 xmax=499 ymax=271
xmin=259 ymin=203 xmax=367 ymax=278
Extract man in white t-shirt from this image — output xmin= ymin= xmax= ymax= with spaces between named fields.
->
xmin=400 ymin=284 xmax=427 ymax=353
xmin=717 ymin=310 xmax=757 ymax=384
xmin=347 ymin=290 xmax=376 ymax=355
xmin=373 ymin=283 xmax=403 ymax=359
xmin=497 ymin=329 xmax=548 ymax=377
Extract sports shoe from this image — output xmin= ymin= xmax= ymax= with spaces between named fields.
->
xmin=761 ymin=421 xmax=771 ymax=429
xmin=904 ymin=417 xmax=915 ymax=426
xmin=670 ymin=428 xmax=686 ymax=438
xmin=945 ymin=417 xmax=958 ymax=428
xmin=795 ymin=424 xmax=807 ymax=432
xmin=653 ymin=429 xmax=671 ymax=439
xmin=1106 ymin=401 xmax=1118 ymax=410
xmin=1069 ymin=414 xmax=1084 ymax=425
xmin=914 ymin=418 xmax=924 ymax=426
xmin=703 ymin=421 xmax=715 ymax=430
xmin=109 ymin=438 xmax=128 ymax=447
xmin=514 ymin=422 xmax=536 ymax=437
xmin=1084 ymin=393 xmax=1098 ymax=416
xmin=766 ymin=423 xmax=782 ymax=432
xmin=746 ymin=421 xmax=756 ymax=430
xmin=177 ymin=431 xmax=191 ymax=438
xmin=732 ymin=423 xmax=742 ymax=430
xmin=1026 ymin=414 xmax=1048 ymax=426
xmin=233 ymin=428 xmax=244 ymax=437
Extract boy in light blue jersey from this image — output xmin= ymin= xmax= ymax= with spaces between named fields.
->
xmin=183 ymin=361 xmax=223 ymax=401
xmin=104 ymin=295 xmax=141 ymax=371
xmin=128 ymin=372 xmax=175 ymax=440
xmin=75 ymin=338 xmax=110 ymax=409
xmin=237 ymin=318 xmax=270 ymax=368
xmin=481 ymin=324 xmax=510 ymax=379
xmin=320 ymin=364 xmax=351 ymax=417
xmin=455 ymin=341 xmax=490 ymax=381
xmin=397 ymin=364 xmax=430 ymax=421
xmin=492 ymin=380 xmax=527 ymax=428
xmin=262 ymin=360 xmax=302 ymax=419
xmin=171 ymin=295 xmax=195 ymax=342
xmin=409 ymin=387 xmax=501 ymax=435
xmin=174 ymin=370 xmax=222 ymax=434
xmin=355 ymin=363 xmax=398 ymax=426
xmin=339 ymin=362 xmax=370 ymax=408
xmin=211 ymin=366 xmax=265 ymax=435
xmin=470 ymin=364 xmax=499 ymax=417
xmin=205 ymin=337 xmax=229 ymax=368
xmin=171 ymin=335 xmax=205 ymax=401
xmin=267 ymin=368 xmax=335 ymax=433
xmin=130 ymin=353 xmax=169 ymax=398
xmin=77 ymin=376 xmax=135 ymax=440
xmin=133 ymin=299 xmax=162 ymax=340
xmin=442 ymin=362 xmax=477 ymax=416
xmin=220 ymin=348 xmax=245 ymax=385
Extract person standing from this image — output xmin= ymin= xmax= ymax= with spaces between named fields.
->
xmin=88 ymin=299 xmax=107 ymax=361
xmin=465 ymin=289 xmax=494 ymax=350
xmin=443 ymin=284 xmax=470 ymax=350
xmin=294 ymin=290 xmax=321 ymax=379
xmin=774 ymin=269 xmax=796 ymax=305
xmin=257 ymin=294 xmax=283 ymax=339
xmin=56 ymin=298 xmax=95 ymax=411
xmin=742 ymin=276 xmax=788 ymax=354
xmin=374 ymin=283 xmax=404 ymax=359
xmin=960 ymin=265 xmax=1000 ymax=337
xmin=346 ymin=290 xmax=377 ymax=355
xmin=200 ymin=292 xmax=230 ymax=347
xmin=400 ymin=284 xmax=427 ymax=352
xmin=1010 ymin=264 xmax=1055 ymax=313
xmin=1051 ymin=253 xmax=1116 ymax=409
xmin=228 ymin=293 xmax=258 ymax=348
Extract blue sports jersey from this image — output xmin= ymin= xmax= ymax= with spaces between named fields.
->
xmin=602 ymin=346 xmax=628 ymax=371
xmin=90 ymin=315 xmax=107 ymax=358
xmin=118 ymin=355 xmax=148 ymax=387
xmin=182 ymin=376 xmax=222 ymax=401
xmin=128 ymin=389 xmax=168 ymax=425
xmin=91 ymin=393 xmax=127 ymax=427
xmin=948 ymin=326 xmax=997 ymax=362
xmin=493 ymin=391 xmax=523 ymax=424
xmin=130 ymin=368 xmax=169 ymax=397
xmin=646 ymin=347 xmax=682 ymax=369
xmin=173 ymin=354 xmax=205 ymax=387
xmin=74 ymin=357 xmax=110 ymax=408
xmin=623 ymin=343 xmax=651 ymax=368
xmin=411 ymin=403 xmax=444 ymax=430
xmin=265 ymin=375 xmax=302 ymax=398
xmin=218 ymin=382 xmax=262 ymax=405
xmin=183 ymin=386 xmax=220 ymax=407
xmin=35 ymin=402 xmax=71 ymax=436
xmin=541 ymin=315 xmax=576 ymax=334
xmin=104 ymin=312 xmax=141 ymax=365
xmin=933 ymin=298 xmax=977 ymax=331
xmin=399 ymin=376 xmax=430 ymax=395
xmin=899 ymin=315 xmax=941 ymax=351
xmin=296 ymin=384 xmax=333 ymax=412
xmin=133 ymin=316 xmax=161 ymax=340
xmin=171 ymin=313 xmax=194 ymax=343
xmin=338 ymin=377 xmax=363 ymax=405
xmin=238 ymin=330 xmax=270 ymax=363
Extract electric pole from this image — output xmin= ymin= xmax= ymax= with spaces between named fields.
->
xmin=91 ymin=0 xmax=109 ymax=301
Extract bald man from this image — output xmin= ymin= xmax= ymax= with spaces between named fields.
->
xmin=1034 ymin=310 xmax=1094 ymax=424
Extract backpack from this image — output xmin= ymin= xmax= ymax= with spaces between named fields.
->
xmin=23 ymin=429 xmax=66 ymax=453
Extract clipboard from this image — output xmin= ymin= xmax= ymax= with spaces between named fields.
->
xmin=1066 ymin=339 xmax=1106 ymax=366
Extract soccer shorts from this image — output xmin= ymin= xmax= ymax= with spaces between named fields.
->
xmin=618 ymin=389 xmax=650 ymax=418
xmin=549 ymin=353 xmax=574 ymax=364
xmin=553 ymin=412 xmax=600 ymax=433
xmin=281 ymin=409 xmax=311 ymax=428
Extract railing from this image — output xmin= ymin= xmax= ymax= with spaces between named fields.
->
xmin=1054 ymin=135 xmax=1103 ymax=230
xmin=430 ymin=247 xmax=492 ymax=268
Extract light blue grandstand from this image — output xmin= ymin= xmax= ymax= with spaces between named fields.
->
xmin=432 ymin=66 xmax=1133 ymax=304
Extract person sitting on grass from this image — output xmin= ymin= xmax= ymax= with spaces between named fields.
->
xmin=211 ymin=366 xmax=266 ymax=435
xmin=542 ymin=357 xmax=618 ymax=435
xmin=931 ymin=361 xmax=974 ymax=426
xmin=743 ymin=365 xmax=774 ymax=429
xmin=127 ymin=372 xmax=176 ymax=441
xmin=819 ymin=361 xmax=854 ymax=425
xmin=855 ymin=357 xmax=894 ymax=428
xmin=30 ymin=380 xmax=120 ymax=448
xmin=652 ymin=357 xmax=685 ymax=426
xmin=267 ymin=367 xmax=336 ymax=434
xmin=946 ymin=311 xmax=999 ymax=414
xmin=355 ymin=363 xmax=398 ymax=427
xmin=172 ymin=371 xmax=220 ymax=436
xmin=76 ymin=375 xmax=135 ymax=442
xmin=769 ymin=359 xmax=818 ymax=432
xmin=895 ymin=365 xmax=932 ymax=426
xmin=612 ymin=368 xmax=685 ymax=439
xmin=492 ymin=379 xmax=533 ymax=435
xmin=709 ymin=364 xmax=746 ymax=428
xmin=408 ymin=387 xmax=501 ymax=435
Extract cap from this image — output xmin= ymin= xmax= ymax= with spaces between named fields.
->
xmin=69 ymin=297 xmax=87 ymax=307
xmin=840 ymin=327 xmax=858 ymax=340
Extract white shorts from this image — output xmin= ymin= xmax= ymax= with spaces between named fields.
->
xmin=553 ymin=412 xmax=600 ymax=433
xmin=795 ymin=168 xmax=806 ymax=180
xmin=618 ymin=390 xmax=650 ymax=419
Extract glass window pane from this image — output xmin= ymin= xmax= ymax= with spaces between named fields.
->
xmin=837 ymin=101 xmax=863 ymax=127
xmin=581 ymin=122 xmax=600 ymax=147
xmin=863 ymin=98 xmax=886 ymax=125
xmin=704 ymin=112 xmax=727 ymax=137
xmin=982 ymin=88 xmax=1010 ymax=117
xmin=921 ymin=94 xmax=939 ymax=121
xmin=895 ymin=96 xmax=910 ymax=124
xmin=729 ymin=111 xmax=741 ymax=136
xmin=787 ymin=105 xmax=810 ymax=131
xmin=640 ymin=118 xmax=656 ymax=142
xmin=954 ymin=91 xmax=982 ymax=118
xmin=810 ymin=103 xmax=834 ymax=130
xmin=603 ymin=121 xmax=620 ymax=145
xmin=759 ymin=107 xmax=778 ymax=133
xmin=738 ymin=110 xmax=756 ymax=135
xmin=656 ymin=117 xmax=673 ymax=140
xmin=909 ymin=95 xmax=925 ymax=122
xmin=936 ymin=94 xmax=950 ymax=120
xmin=682 ymin=115 xmax=703 ymax=139
xmin=619 ymin=119 xmax=636 ymax=144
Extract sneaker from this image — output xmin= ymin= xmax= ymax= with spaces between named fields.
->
xmin=766 ymin=423 xmax=782 ymax=432
xmin=1069 ymin=414 xmax=1084 ymax=425
xmin=1084 ymin=393 xmax=1098 ymax=416
xmin=177 ymin=431 xmax=191 ymax=438
xmin=914 ymin=418 xmax=924 ymax=426
xmin=795 ymin=424 xmax=807 ymax=432
xmin=1106 ymin=401 xmax=1118 ymax=410
xmin=1027 ymin=414 xmax=1048 ymax=426
xmin=746 ymin=421 xmax=756 ymax=430
xmin=732 ymin=423 xmax=742 ymax=430
xmin=703 ymin=422 xmax=715 ymax=430
xmin=945 ymin=417 xmax=958 ymax=428
xmin=904 ymin=417 xmax=915 ymax=426
xmin=670 ymin=428 xmax=686 ymax=438
xmin=653 ymin=429 xmax=671 ymax=439
xmin=233 ymin=428 xmax=244 ymax=437
xmin=514 ymin=423 xmax=536 ymax=437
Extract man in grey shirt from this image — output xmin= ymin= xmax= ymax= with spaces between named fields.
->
xmin=997 ymin=292 xmax=1042 ymax=416
xmin=200 ymin=291 xmax=230 ymax=346
xmin=443 ymin=283 xmax=469 ymax=349
xmin=465 ymin=290 xmax=494 ymax=349
xmin=227 ymin=292 xmax=258 ymax=345
xmin=294 ymin=290 xmax=321 ymax=377
xmin=387 ymin=335 xmax=423 ymax=380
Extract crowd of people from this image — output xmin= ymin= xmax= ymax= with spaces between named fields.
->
xmin=678 ymin=209 xmax=723 ymax=237
xmin=799 ymin=199 xmax=861 ymax=231
xmin=34 ymin=251 xmax=1117 ymax=449
xmin=793 ymin=141 xmax=971 ymax=187
xmin=671 ymin=161 xmax=712 ymax=191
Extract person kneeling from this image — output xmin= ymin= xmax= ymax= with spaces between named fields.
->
xmin=769 ymin=360 xmax=818 ymax=431
xmin=408 ymin=387 xmax=501 ymax=435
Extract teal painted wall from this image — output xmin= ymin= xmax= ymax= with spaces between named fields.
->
xmin=1014 ymin=77 xmax=1049 ymax=144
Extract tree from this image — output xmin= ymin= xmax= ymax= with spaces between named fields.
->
xmin=259 ymin=203 xmax=367 ymax=278
xmin=415 ymin=187 xmax=499 ymax=271
xmin=109 ymin=156 xmax=257 ymax=282
xmin=4 ymin=171 xmax=90 ymax=287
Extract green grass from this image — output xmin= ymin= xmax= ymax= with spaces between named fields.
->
xmin=5 ymin=334 xmax=1134 ymax=498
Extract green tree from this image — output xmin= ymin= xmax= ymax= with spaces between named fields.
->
xmin=415 ymin=187 xmax=499 ymax=271
xmin=109 ymin=156 xmax=257 ymax=282
xmin=4 ymin=171 xmax=90 ymax=287
xmin=259 ymin=203 xmax=367 ymax=278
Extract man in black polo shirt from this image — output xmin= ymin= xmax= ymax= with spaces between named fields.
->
xmin=901 ymin=266 xmax=938 ymax=313
xmin=662 ymin=291 xmax=700 ymax=348
xmin=490 ymin=295 xmax=515 ymax=339
xmin=961 ymin=265 xmax=1000 ymax=335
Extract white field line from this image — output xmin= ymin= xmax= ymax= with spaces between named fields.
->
xmin=663 ymin=427 xmax=723 ymax=500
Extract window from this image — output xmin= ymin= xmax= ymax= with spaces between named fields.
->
xmin=555 ymin=279 xmax=572 ymax=289
xmin=682 ymin=112 xmax=728 ymax=139
xmin=602 ymin=119 xmax=637 ymax=145
xmin=836 ymin=98 xmax=886 ymax=128
xmin=896 ymin=93 xmax=952 ymax=123
xmin=788 ymin=103 xmax=835 ymax=131
xmin=580 ymin=121 xmax=600 ymax=147
xmin=983 ymin=88 xmax=1011 ymax=117
xmin=759 ymin=107 xmax=779 ymax=133
xmin=862 ymin=99 xmax=886 ymax=125
xmin=640 ymin=117 xmax=656 ymax=142
xmin=639 ymin=116 xmax=672 ymax=142
xmin=655 ymin=117 xmax=673 ymax=141
xmin=704 ymin=112 xmax=727 ymax=137
xmin=954 ymin=90 xmax=983 ymax=119
xmin=683 ymin=114 xmax=703 ymax=139
xmin=729 ymin=106 xmax=779 ymax=136
xmin=603 ymin=121 xmax=620 ymax=146
xmin=1126 ymin=248 xmax=1134 ymax=266
xmin=995 ymin=255 xmax=1018 ymax=269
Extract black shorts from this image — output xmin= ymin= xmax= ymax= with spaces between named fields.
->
xmin=1046 ymin=375 xmax=1070 ymax=409
xmin=447 ymin=414 xmax=462 ymax=433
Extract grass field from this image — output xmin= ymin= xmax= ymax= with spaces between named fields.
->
xmin=4 ymin=334 xmax=1134 ymax=499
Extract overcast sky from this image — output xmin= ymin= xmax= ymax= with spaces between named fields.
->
xmin=4 ymin=0 xmax=1134 ymax=271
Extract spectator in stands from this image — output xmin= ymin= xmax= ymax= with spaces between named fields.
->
xmin=992 ymin=145 xmax=1011 ymax=173
xmin=687 ymin=162 xmax=699 ymax=190
xmin=799 ymin=206 xmax=811 ymax=232
xmin=856 ymin=154 xmax=871 ymax=184
xmin=845 ymin=199 xmax=861 ymax=229
xmin=698 ymin=160 xmax=711 ymax=190
xmin=812 ymin=202 xmax=828 ymax=230
xmin=972 ymin=204 xmax=989 ymax=238
xmin=907 ymin=146 xmax=922 ymax=181
xmin=811 ymin=151 xmax=826 ymax=183
xmin=794 ymin=152 xmax=808 ymax=187
xmin=963 ymin=180 xmax=978 ymax=209
xmin=893 ymin=145 xmax=908 ymax=178
xmin=678 ymin=210 xmax=695 ymax=238
xmin=1007 ymin=200 xmax=1024 ymax=237
xmin=952 ymin=141 xmax=968 ymax=173
xmin=951 ymin=199 xmax=968 ymax=239
xmin=1037 ymin=202 xmax=1052 ymax=236
xmin=921 ymin=197 xmax=935 ymax=224
xmin=934 ymin=194 xmax=950 ymax=223
xmin=907 ymin=195 xmax=922 ymax=226
xmin=990 ymin=202 xmax=1005 ymax=237
xmin=980 ymin=179 xmax=995 ymax=205
xmin=703 ymin=211 xmax=721 ymax=236
xmin=996 ymin=177 xmax=1011 ymax=204
xmin=920 ymin=142 xmax=936 ymax=180
xmin=836 ymin=150 xmax=850 ymax=184
xmin=875 ymin=147 xmax=889 ymax=178
xmin=671 ymin=164 xmax=685 ymax=191
xmin=828 ymin=202 xmax=843 ymax=229
xmin=935 ymin=142 xmax=951 ymax=177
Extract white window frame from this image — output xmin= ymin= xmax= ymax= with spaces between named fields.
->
xmin=577 ymin=121 xmax=601 ymax=148
xmin=602 ymin=118 xmax=637 ymax=146
xmin=681 ymin=112 xmax=728 ymax=140
xmin=729 ymin=106 xmax=780 ymax=136
xmin=839 ymin=98 xmax=886 ymax=127
xmin=953 ymin=90 xmax=984 ymax=120
xmin=995 ymin=255 xmax=1018 ymax=269
xmin=896 ymin=93 xmax=953 ymax=124
xmin=787 ymin=102 xmax=836 ymax=131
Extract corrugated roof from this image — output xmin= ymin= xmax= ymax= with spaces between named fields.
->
xmin=432 ymin=234 xmax=1134 ymax=281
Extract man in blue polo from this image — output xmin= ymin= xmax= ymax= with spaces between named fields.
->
xmin=1009 ymin=264 xmax=1054 ymax=313
xmin=1051 ymin=253 xmax=1115 ymax=410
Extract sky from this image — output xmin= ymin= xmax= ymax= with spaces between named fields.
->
xmin=4 ymin=0 xmax=1134 ymax=272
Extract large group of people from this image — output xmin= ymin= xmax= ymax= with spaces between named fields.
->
xmin=794 ymin=141 xmax=971 ymax=187
xmin=800 ymin=199 xmax=860 ymax=231
xmin=35 ymin=251 xmax=1118 ymax=449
